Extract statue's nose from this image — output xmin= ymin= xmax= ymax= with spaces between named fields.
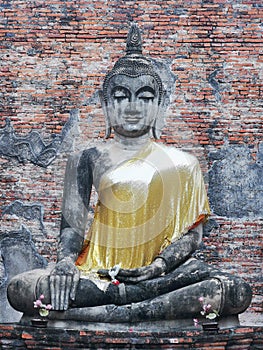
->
xmin=125 ymin=102 xmax=141 ymax=116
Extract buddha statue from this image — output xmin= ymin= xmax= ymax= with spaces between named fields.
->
xmin=8 ymin=24 xmax=252 ymax=325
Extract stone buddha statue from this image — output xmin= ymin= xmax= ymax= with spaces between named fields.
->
xmin=8 ymin=24 xmax=252 ymax=324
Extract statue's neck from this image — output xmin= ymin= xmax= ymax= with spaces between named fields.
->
xmin=113 ymin=133 xmax=151 ymax=151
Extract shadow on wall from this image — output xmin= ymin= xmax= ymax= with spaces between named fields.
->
xmin=0 ymin=226 xmax=47 ymax=323
xmin=0 ymin=109 xmax=79 ymax=167
xmin=208 ymin=142 xmax=263 ymax=218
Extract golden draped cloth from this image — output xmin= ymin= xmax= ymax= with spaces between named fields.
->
xmin=76 ymin=141 xmax=210 ymax=272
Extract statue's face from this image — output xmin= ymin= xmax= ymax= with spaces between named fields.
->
xmin=105 ymin=74 xmax=160 ymax=138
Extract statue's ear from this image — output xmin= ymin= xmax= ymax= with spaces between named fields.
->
xmin=152 ymin=90 xmax=167 ymax=139
xmin=152 ymin=121 xmax=161 ymax=139
xmin=99 ymin=90 xmax=112 ymax=139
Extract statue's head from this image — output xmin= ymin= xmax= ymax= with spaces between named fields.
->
xmin=100 ymin=23 xmax=165 ymax=139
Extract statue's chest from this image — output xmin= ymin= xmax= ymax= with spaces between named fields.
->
xmin=98 ymin=158 xmax=161 ymax=212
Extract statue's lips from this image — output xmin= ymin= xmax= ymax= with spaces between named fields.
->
xmin=124 ymin=118 xmax=142 ymax=124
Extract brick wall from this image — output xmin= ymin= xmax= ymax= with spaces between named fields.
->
xmin=0 ymin=324 xmax=262 ymax=349
xmin=0 ymin=0 xmax=262 ymax=318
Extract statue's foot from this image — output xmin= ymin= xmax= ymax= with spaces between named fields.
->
xmin=49 ymin=303 xmax=131 ymax=323
xmin=49 ymin=278 xmax=222 ymax=323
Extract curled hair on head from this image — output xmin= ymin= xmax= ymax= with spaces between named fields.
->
xmin=102 ymin=23 xmax=164 ymax=105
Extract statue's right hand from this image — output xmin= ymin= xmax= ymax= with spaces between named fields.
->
xmin=49 ymin=257 xmax=80 ymax=311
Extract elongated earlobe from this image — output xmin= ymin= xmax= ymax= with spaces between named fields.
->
xmin=105 ymin=124 xmax=112 ymax=139
xmin=152 ymin=123 xmax=161 ymax=139
xmin=99 ymin=90 xmax=112 ymax=139
xmin=152 ymin=92 xmax=167 ymax=139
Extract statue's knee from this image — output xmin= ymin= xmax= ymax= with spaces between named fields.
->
xmin=8 ymin=274 xmax=30 ymax=313
xmin=7 ymin=269 xmax=46 ymax=314
xmin=219 ymin=275 xmax=252 ymax=316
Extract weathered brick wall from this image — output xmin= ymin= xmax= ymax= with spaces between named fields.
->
xmin=0 ymin=0 xmax=262 ymax=318
xmin=0 ymin=324 xmax=262 ymax=349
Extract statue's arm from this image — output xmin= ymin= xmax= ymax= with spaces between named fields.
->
xmin=155 ymin=224 xmax=202 ymax=274
xmin=50 ymin=150 xmax=95 ymax=310
xmin=103 ymin=225 xmax=203 ymax=283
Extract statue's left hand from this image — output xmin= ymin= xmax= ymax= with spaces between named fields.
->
xmin=49 ymin=257 xmax=80 ymax=310
xmin=98 ymin=258 xmax=166 ymax=283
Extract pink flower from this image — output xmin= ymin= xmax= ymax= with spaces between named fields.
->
xmin=34 ymin=300 xmax=42 ymax=309
xmin=33 ymin=299 xmax=42 ymax=308
xmin=198 ymin=297 xmax=219 ymax=320
xmin=193 ymin=318 xmax=199 ymax=327
xmin=33 ymin=295 xmax=53 ymax=317
xmin=202 ymin=303 xmax=211 ymax=313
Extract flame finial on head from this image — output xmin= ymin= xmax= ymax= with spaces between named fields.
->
xmin=102 ymin=23 xmax=163 ymax=107
xmin=102 ymin=23 xmax=165 ymax=139
xmin=126 ymin=23 xmax=142 ymax=55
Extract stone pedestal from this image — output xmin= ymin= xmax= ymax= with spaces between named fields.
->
xmin=20 ymin=315 xmax=240 ymax=331
xmin=0 ymin=323 xmax=262 ymax=349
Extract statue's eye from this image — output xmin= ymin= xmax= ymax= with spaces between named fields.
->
xmin=113 ymin=90 xmax=129 ymax=102
xmin=138 ymin=92 xmax=155 ymax=102
xmin=115 ymin=96 xmax=127 ymax=102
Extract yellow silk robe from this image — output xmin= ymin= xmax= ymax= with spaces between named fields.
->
xmin=76 ymin=141 xmax=210 ymax=272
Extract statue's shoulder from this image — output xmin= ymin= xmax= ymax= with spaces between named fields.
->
xmin=67 ymin=142 xmax=107 ymax=165
xmin=155 ymin=142 xmax=199 ymax=168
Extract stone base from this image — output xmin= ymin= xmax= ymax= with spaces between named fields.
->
xmin=0 ymin=323 xmax=262 ymax=349
xmin=20 ymin=315 xmax=240 ymax=332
